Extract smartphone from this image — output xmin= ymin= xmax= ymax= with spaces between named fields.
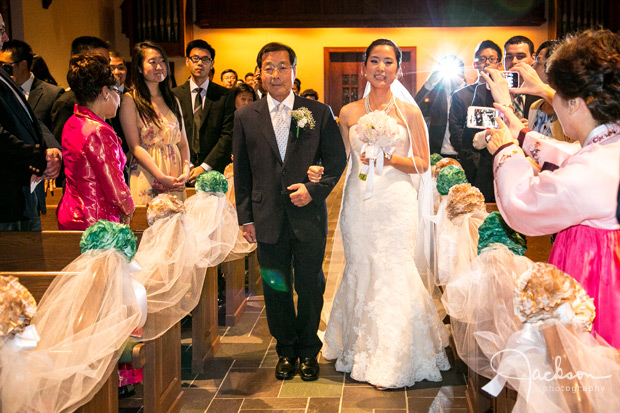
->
xmin=502 ymin=71 xmax=520 ymax=88
xmin=467 ymin=106 xmax=500 ymax=129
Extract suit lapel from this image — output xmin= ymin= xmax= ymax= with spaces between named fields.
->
xmin=0 ymin=69 xmax=40 ymax=142
xmin=256 ymin=98 xmax=283 ymax=163
xmin=178 ymin=82 xmax=192 ymax=120
xmin=27 ymin=78 xmax=43 ymax=112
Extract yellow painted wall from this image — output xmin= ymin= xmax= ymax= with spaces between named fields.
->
xmin=186 ymin=25 xmax=549 ymax=100
xmin=20 ymin=0 xmax=129 ymax=89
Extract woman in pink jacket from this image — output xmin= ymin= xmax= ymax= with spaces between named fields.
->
xmin=57 ymin=54 xmax=134 ymax=229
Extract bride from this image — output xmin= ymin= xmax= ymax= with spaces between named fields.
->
xmin=321 ymin=39 xmax=450 ymax=389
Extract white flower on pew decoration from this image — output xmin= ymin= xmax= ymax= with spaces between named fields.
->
xmin=515 ymin=262 xmax=595 ymax=330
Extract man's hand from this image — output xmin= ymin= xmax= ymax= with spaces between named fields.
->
xmin=188 ymin=165 xmax=206 ymax=184
xmin=43 ymin=148 xmax=62 ymax=179
xmin=288 ymin=183 xmax=312 ymax=207
xmin=241 ymin=223 xmax=256 ymax=243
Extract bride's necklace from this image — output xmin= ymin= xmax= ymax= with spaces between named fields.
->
xmin=365 ymin=93 xmax=395 ymax=114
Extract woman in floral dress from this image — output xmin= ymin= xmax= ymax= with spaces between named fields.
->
xmin=120 ymin=41 xmax=189 ymax=205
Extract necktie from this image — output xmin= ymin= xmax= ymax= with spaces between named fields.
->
xmin=512 ymin=94 xmax=525 ymax=119
xmin=275 ymin=103 xmax=289 ymax=161
xmin=192 ymin=87 xmax=203 ymax=156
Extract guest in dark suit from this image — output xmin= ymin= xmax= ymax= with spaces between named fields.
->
xmin=0 ymin=39 xmax=64 ymax=130
xmin=50 ymin=36 xmax=110 ymax=143
xmin=233 ymin=42 xmax=346 ymax=381
xmin=173 ymin=40 xmax=235 ymax=182
xmin=0 ymin=13 xmax=61 ymax=230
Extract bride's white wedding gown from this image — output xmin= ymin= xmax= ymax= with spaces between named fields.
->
xmin=323 ymin=121 xmax=450 ymax=388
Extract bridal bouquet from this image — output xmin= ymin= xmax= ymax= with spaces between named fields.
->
xmin=354 ymin=111 xmax=399 ymax=183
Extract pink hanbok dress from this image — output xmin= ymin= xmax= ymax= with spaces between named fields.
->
xmin=492 ymin=123 xmax=620 ymax=348
xmin=58 ymin=105 xmax=134 ymax=230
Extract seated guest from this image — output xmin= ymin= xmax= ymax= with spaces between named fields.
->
xmin=220 ymin=69 xmax=237 ymax=88
xmin=293 ymin=77 xmax=301 ymax=94
xmin=57 ymin=54 xmax=134 ymax=230
xmin=300 ymin=88 xmax=319 ymax=100
xmin=232 ymin=82 xmax=255 ymax=110
xmin=485 ymin=29 xmax=620 ymax=348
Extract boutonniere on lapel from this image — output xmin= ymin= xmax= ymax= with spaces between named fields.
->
xmin=290 ymin=107 xmax=316 ymax=138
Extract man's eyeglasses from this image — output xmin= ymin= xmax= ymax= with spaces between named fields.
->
xmin=474 ymin=56 xmax=499 ymax=64
xmin=188 ymin=55 xmax=212 ymax=64
xmin=262 ymin=65 xmax=292 ymax=75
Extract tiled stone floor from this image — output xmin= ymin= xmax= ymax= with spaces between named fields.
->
xmin=122 ymin=176 xmax=467 ymax=413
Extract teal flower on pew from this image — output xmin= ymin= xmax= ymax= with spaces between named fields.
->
xmin=80 ymin=220 xmax=137 ymax=261
xmin=477 ymin=211 xmax=527 ymax=256
xmin=195 ymin=171 xmax=228 ymax=195
xmin=436 ymin=165 xmax=467 ymax=195
xmin=430 ymin=153 xmax=443 ymax=166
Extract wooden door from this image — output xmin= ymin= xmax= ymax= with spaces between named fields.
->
xmin=324 ymin=47 xmax=417 ymax=117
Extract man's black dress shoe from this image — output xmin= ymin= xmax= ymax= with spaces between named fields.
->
xmin=275 ymin=357 xmax=297 ymax=380
xmin=299 ymin=357 xmax=320 ymax=381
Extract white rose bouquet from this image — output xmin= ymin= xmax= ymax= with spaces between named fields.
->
xmin=353 ymin=111 xmax=399 ymax=199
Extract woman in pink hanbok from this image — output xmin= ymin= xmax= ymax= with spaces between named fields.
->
xmin=58 ymin=54 xmax=134 ymax=230
xmin=484 ymin=29 xmax=620 ymax=348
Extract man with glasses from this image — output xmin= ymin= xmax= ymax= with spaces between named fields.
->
xmin=173 ymin=39 xmax=235 ymax=183
xmin=233 ymin=42 xmax=346 ymax=382
xmin=0 ymin=13 xmax=61 ymax=230
xmin=449 ymin=40 xmax=503 ymax=187
xmin=463 ymin=36 xmax=538 ymax=201
xmin=1 ymin=39 xmax=64 ymax=130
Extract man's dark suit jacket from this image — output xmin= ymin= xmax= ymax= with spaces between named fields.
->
xmin=0 ymin=68 xmax=59 ymax=222
xmin=28 ymin=77 xmax=64 ymax=130
xmin=233 ymin=95 xmax=347 ymax=244
xmin=173 ymin=80 xmax=235 ymax=172
xmin=50 ymin=89 xmax=77 ymax=143
xmin=415 ymin=85 xmax=449 ymax=155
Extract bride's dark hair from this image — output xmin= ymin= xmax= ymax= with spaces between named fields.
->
xmin=364 ymin=39 xmax=402 ymax=68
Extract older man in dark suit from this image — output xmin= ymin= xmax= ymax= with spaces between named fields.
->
xmin=233 ymin=42 xmax=346 ymax=382
xmin=173 ymin=39 xmax=235 ymax=183
xmin=0 ymin=39 xmax=64 ymax=129
xmin=0 ymin=13 xmax=61 ymax=230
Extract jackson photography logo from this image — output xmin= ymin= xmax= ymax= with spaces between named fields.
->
xmin=486 ymin=349 xmax=612 ymax=402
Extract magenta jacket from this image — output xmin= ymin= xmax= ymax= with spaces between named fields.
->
xmin=57 ymin=105 xmax=134 ymax=230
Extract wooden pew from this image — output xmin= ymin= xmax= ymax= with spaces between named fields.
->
xmin=0 ymin=231 xmax=183 ymax=413
xmin=40 ymin=205 xmax=148 ymax=232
